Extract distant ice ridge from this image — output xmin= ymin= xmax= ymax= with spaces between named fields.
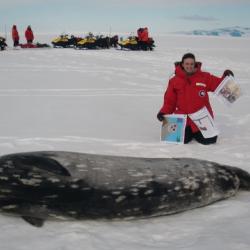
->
xmin=182 ymin=26 xmax=250 ymax=37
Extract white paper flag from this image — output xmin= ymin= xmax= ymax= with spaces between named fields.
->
xmin=161 ymin=114 xmax=187 ymax=144
xmin=189 ymin=107 xmax=219 ymax=138
xmin=214 ymin=76 xmax=241 ymax=105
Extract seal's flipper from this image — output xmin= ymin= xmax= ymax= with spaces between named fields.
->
xmin=22 ymin=216 xmax=45 ymax=227
xmin=11 ymin=154 xmax=71 ymax=177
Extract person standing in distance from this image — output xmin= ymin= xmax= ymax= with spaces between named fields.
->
xmin=12 ymin=25 xmax=19 ymax=47
xmin=25 ymin=25 xmax=34 ymax=44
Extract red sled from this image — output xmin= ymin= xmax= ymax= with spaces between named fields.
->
xmin=20 ymin=43 xmax=37 ymax=48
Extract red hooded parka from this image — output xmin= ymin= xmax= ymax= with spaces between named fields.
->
xmin=138 ymin=28 xmax=149 ymax=42
xmin=25 ymin=27 xmax=34 ymax=42
xmin=12 ymin=25 xmax=19 ymax=41
xmin=159 ymin=62 xmax=223 ymax=132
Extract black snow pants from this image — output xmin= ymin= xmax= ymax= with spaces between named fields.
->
xmin=184 ymin=126 xmax=217 ymax=145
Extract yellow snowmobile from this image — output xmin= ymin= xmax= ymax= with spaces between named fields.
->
xmin=118 ymin=36 xmax=138 ymax=50
xmin=75 ymin=36 xmax=97 ymax=49
xmin=118 ymin=36 xmax=155 ymax=51
xmin=51 ymin=35 xmax=78 ymax=48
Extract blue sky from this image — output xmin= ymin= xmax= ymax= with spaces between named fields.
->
xmin=0 ymin=0 xmax=249 ymax=34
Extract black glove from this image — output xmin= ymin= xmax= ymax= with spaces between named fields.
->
xmin=157 ymin=112 xmax=165 ymax=122
xmin=223 ymin=69 xmax=234 ymax=77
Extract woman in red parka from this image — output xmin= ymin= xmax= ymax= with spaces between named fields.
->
xmin=157 ymin=53 xmax=234 ymax=145
xmin=12 ymin=25 xmax=19 ymax=47
xmin=25 ymin=25 xmax=34 ymax=44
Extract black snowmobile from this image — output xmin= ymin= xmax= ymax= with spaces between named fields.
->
xmin=95 ymin=35 xmax=110 ymax=49
xmin=0 ymin=36 xmax=7 ymax=51
xmin=109 ymin=35 xmax=119 ymax=48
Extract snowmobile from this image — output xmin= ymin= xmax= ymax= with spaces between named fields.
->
xmin=75 ymin=31 xmax=116 ymax=50
xmin=95 ymin=35 xmax=110 ymax=49
xmin=109 ymin=35 xmax=119 ymax=48
xmin=51 ymin=35 xmax=79 ymax=48
xmin=75 ymin=36 xmax=97 ymax=49
xmin=118 ymin=36 xmax=155 ymax=51
xmin=0 ymin=36 xmax=7 ymax=51
xmin=118 ymin=36 xmax=138 ymax=50
xmin=75 ymin=33 xmax=111 ymax=49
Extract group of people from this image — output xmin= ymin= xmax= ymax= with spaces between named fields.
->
xmin=11 ymin=25 xmax=34 ymax=47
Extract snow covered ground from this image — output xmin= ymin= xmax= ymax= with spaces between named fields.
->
xmin=0 ymin=34 xmax=250 ymax=250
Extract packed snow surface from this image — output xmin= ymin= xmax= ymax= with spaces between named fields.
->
xmin=0 ymin=34 xmax=250 ymax=250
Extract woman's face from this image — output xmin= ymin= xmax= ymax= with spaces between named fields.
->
xmin=182 ymin=58 xmax=196 ymax=75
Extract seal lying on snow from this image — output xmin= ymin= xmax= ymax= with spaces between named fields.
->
xmin=0 ymin=151 xmax=249 ymax=227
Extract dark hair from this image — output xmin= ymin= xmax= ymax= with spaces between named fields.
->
xmin=181 ymin=53 xmax=196 ymax=63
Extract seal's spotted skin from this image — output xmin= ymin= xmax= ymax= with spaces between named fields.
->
xmin=0 ymin=151 xmax=249 ymax=227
